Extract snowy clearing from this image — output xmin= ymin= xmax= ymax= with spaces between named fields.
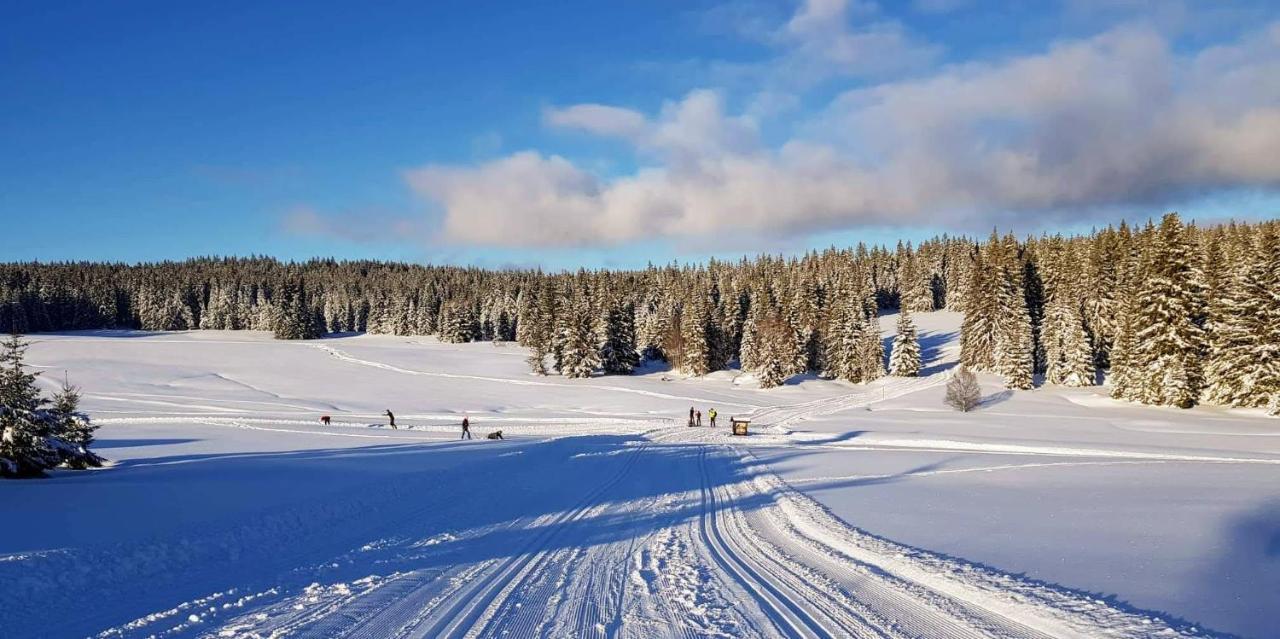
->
xmin=3 ymin=312 xmax=1278 ymax=638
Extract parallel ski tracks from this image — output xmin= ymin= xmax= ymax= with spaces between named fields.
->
xmin=390 ymin=442 xmax=652 ymax=639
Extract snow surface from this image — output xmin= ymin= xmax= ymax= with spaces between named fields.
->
xmin=2 ymin=313 xmax=1277 ymax=638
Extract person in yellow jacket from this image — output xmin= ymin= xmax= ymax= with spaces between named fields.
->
xmin=708 ymin=408 xmax=717 ymax=428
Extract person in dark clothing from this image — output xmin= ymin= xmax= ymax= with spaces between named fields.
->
xmin=385 ymin=410 xmax=396 ymax=429
xmin=688 ymin=406 xmax=695 ymax=427
xmin=461 ymin=416 xmax=472 ymax=440
xmin=696 ymin=410 xmax=702 ymax=427
xmin=486 ymin=430 xmax=504 ymax=440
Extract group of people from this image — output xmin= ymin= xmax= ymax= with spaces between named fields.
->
xmin=318 ymin=410 xmax=503 ymax=440
xmin=687 ymin=406 xmax=718 ymax=428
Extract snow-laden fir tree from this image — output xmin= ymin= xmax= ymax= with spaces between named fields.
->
xmin=47 ymin=375 xmax=102 ymax=469
xmin=0 ymin=336 xmax=101 ymax=476
xmin=784 ymin=285 xmax=816 ymax=374
xmin=1041 ymin=242 xmax=1095 ymax=387
xmin=1203 ymin=226 xmax=1280 ymax=410
xmin=738 ymin=289 xmax=766 ymax=371
xmin=272 ymin=280 xmax=321 ymax=340
xmin=437 ymin=302 xmax=477 ymax=343
xmin=857 ymin=313 xmax=886 ymax=382
xmin=988 ymin=236 xmax=1034 ymax=390
xmin=945 ymin=365 xmax=982 ymax=412
xmin=889 ymin=311 xmax=921 ymax=377
xmin=1127 ymin=213 xmax=1207 ymax=408
xmin=515 ymin=289 xmax=535 ymax=347
xmin=753 ymin=308 xmax=798 ymax=389
xmin=993 ymin=280 xmax=1035 ymax=390
xmin=900 ymin=250 xmax=935 ymax=313
xmin=0 ymin=334 xmax=56 ymax=477
xmin=597 ymin=295 xmax=639 ymax=375
xmin=1022 ymin=253 xmax=1046 ymax=374
xmin=557 ymin=293 xmax=600 ymax=379
xmin=959 ymin=249 xmax=997 ymax=370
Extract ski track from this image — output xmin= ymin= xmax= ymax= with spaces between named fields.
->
xmin=116 ymin=442 xmax=1210 ymax=638
xmin=310 ymin=343 xmax=766 ymax=409
xmin=84 ymin=352 xmax=1224 ymax=639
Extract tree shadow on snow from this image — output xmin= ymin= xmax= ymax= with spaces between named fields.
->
xmin=92 ymin=438 xmax=201 ymax=449
xmin=980 ymin=389 xmax=1014 ymax=407
xmin=1181 ymin=498 xmax=1280 ymax=638
xmin=919 ymin=330 xmax=959 ymax=376
xmin=0 ymin=434 xmax=1238 ymax=639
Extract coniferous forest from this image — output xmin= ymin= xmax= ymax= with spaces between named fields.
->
xmin=1 ymin=213 xmax=1276 ymax=413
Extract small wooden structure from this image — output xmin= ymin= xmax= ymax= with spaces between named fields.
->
xmin=731 ymin=418 xmax=750 ymax=436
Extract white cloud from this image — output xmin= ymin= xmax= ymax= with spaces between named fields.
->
xmin=404 ymin=19 xmax=1280 ymax=247
xmin=543 ymin=104 xmax=647 ymax=140
xmin=774 ymin=0 xmax=940 ymax=82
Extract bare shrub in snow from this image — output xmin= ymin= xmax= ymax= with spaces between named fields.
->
xmin=946 ymin=365 xmax=982 ymax=412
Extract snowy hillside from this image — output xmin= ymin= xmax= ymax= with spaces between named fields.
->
xmin=3 ymin=312 xmax=1278 ymax=638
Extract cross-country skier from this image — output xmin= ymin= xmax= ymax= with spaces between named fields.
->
xmin=708 ymin=408 xmax=717 ymax=428
xmin=385 ymin=409 xmax=396 ymax=429
xmin=461 ymin=415 xmax=472 ymax=440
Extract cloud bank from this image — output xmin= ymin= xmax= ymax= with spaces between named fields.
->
xmin=404 ymin=2 xmax=1280 ymax=248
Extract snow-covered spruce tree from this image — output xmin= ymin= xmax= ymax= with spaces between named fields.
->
xmin=515 ymin=289 xmax=536 ymax=347
xmin=438 ymin=302 xmax=477 ymax=343
xmin=1022 ymin=253 xmax=1046 ymax=375
xmin=679 ymin=299 xmax=712 ymax=376
xmin=989 ymin=237 xmax=1034 ymax=390
xmin=900 ymin=250 xmax=934 ymax=313
xmin=993 ymin=282 xmax=1035 ymax=390
xmin=48 ymin=376 xmax=102 ymax=469
xmin=520 ymin=289 xmax=550 ymax=375
xmin=943 ymin=240 xmax=972 ymax=311
xmin=0 ymin=334 xmax=57 ymax=477
xmin=200 ymin=284 xmax=235 ymax=330
xmin=558 ymin=294 xmax=600 ymax=379
xmin=272 ymin=280 xmax=321 ymax=340
xmin=597 ymin=296 xmax=639 ymax=375
xmin=945 ymin=365 xmax=982 ymax=412
xmin=1130 ymin=213 xmax=1207 ymax=408
xmin=1042 ymin=242 xmax=1095 ymax=387
xmin=1203 ymin=226 xmax=1280 ymax=409
xmin=959 ymin=249 xmax=997 ymax=370
xmin=754 ymin=309 xmax=797 ymax=389
xmin=738 ymin=290 xmax=765 ymax=371
xmin=857 ymin=310 xmax=886 ymax=382
xmin=784 ymin=285 xmax=816 ymax=374
xmin=889 ymin=311 xmax=921 ymax=377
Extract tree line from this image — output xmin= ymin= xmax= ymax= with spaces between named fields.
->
xmin=0 ymin=213 xmax=1275 ymax=413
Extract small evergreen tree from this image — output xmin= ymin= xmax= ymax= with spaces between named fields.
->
xmin=0 ymin=334 xmax=56 ymax=477
xmin=889 ymin=311 xmax=921 ymax=377
xmin=48 ymin=375 xmax=102 ymax=469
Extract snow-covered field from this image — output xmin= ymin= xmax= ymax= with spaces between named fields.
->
xmin=3 ymin=312 xmax=1278 ymax=639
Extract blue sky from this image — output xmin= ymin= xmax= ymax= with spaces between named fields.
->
xmin=3 ymin=1 xmax=1278 ymax=270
